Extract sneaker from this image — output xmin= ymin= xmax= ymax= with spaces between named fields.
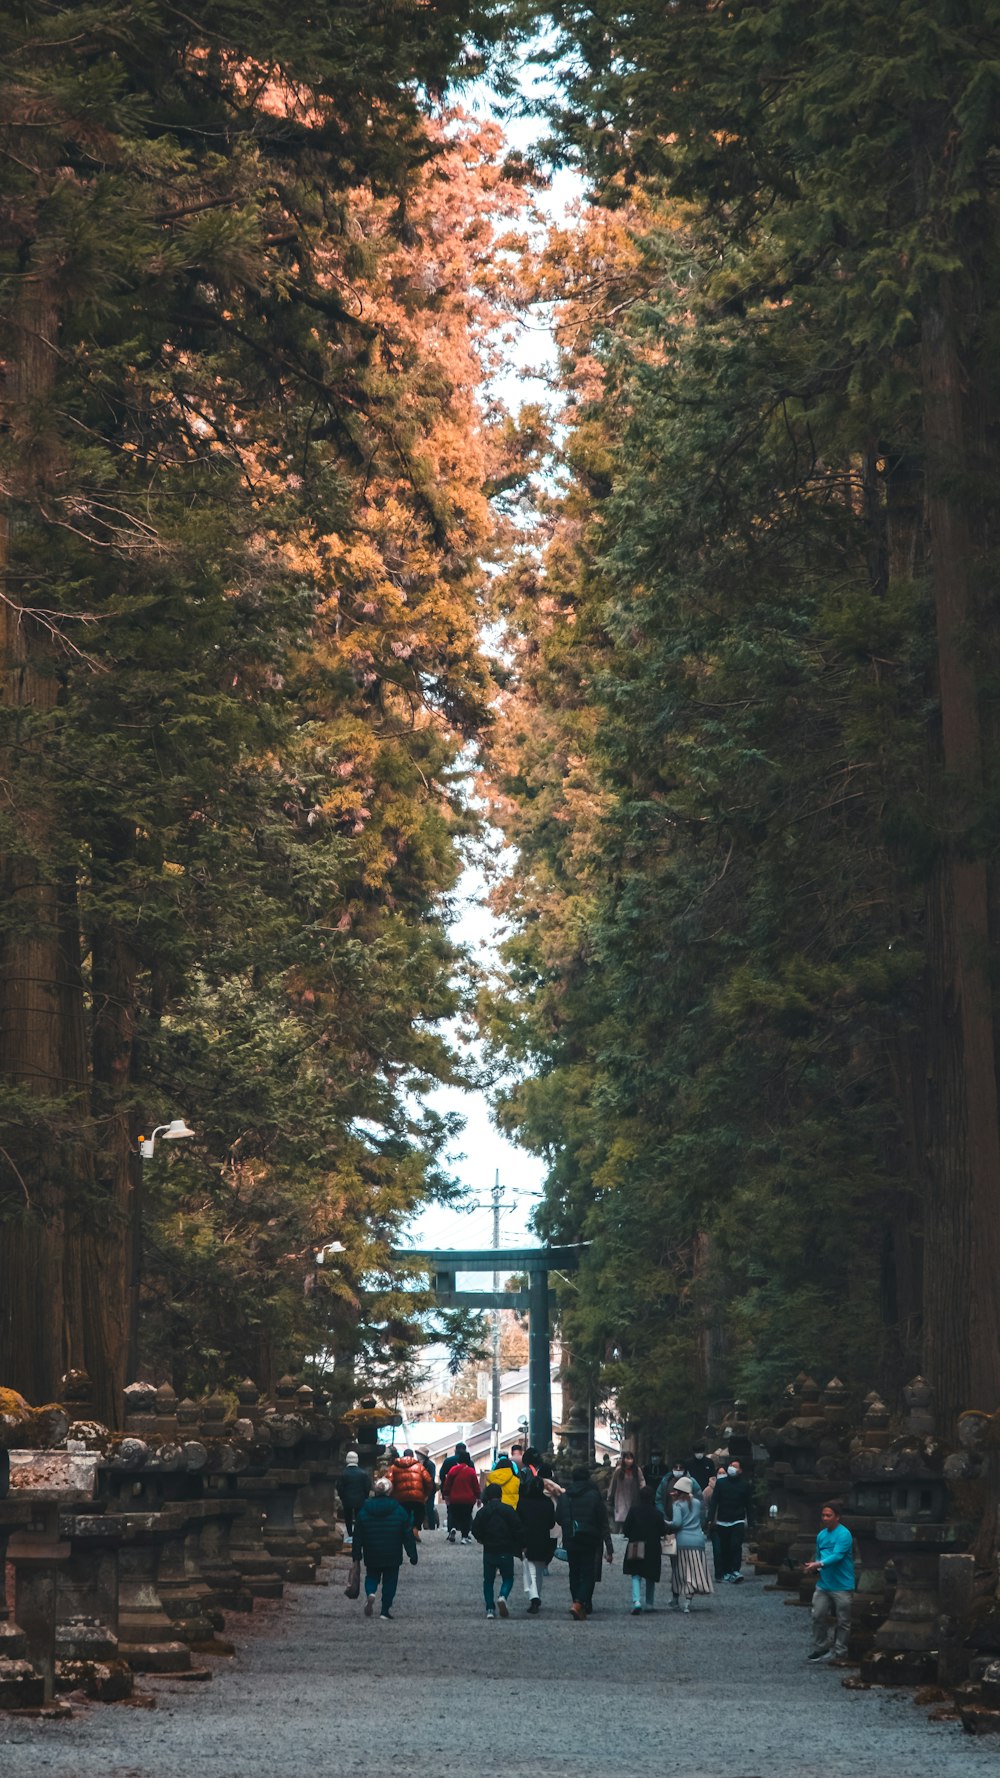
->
xmin=485 ymin=1608 xmax=495 ymax=1620
xmin=668 ymin=1596 xmax=681 ymax=1611
xmin=497 ymin=1597 xmax=509 ymax=1619
xmin=527 ymin=1598 xmax=541 ymax=1615
xmin=680 ymin=1601 xmax=691 ymax=1614
xmin=364 ymin=1595 xmax=374 ymax=1617
xmin=807 ymin=1648 xmax=833 ymax=1662
xmin=380 ymin=1610 xmax=394 ymax=1620
xmin=631 ymin=1605 xmax=643 ymax=1616
xmin=461 ymin=1536 xmax=473 ymax=1545
xmin=570 ymin=1601 xmax=586 ymax=1621
xmin=643 ymin=1605 xmax=657 ymax=1613
xmin=447 ymin=1530 xmax=456 ymax=1544
xmin=730 ymin=1572 xmax=743 ymax=1584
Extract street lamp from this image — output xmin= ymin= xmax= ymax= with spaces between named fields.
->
xmin=314 ymin=1240 xmax=346 ymax=1264
xmin=129 ymin=1116 xmax=196 ymax=1380
xmin=139 ymin=1118 xmax=195 ymax=1158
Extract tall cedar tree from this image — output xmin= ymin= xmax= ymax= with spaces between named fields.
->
xmin=490 ymin=1 xmax=1000 ymax=1434
xmin=0 ymin=1 xmax=524 ymax=1420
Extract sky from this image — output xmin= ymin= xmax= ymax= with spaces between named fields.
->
xmin=400 ymin=59 xmax=582 ymax=1273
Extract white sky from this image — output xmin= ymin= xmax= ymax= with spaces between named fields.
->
xmin=400 ymin=57 xmax=583 ymax=1275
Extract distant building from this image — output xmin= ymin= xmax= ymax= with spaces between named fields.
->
xmin=387 ymin=1360 xmax=620 ymax=1468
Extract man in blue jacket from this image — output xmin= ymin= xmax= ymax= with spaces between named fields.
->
xmin=352 ymin=1477 xmax=418 ymax=1619
xmin=804 ymin=1500 xmax=855 ymax=1661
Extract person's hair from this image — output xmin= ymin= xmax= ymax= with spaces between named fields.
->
xmin=455 ymin=1442 xmax=468 ymax=1456
xmin=511 ymin=1439 xmax=524 ymax=1450
xmin=523 ymin=1446 xmax=541 ymax=1467
xmin=638 ymin=1484 xmax=655 ymax=1504
xmin=822 ymin=1499 xmax=844 ymax=1519
xmin=622 ymin=1451 xmax=636 ymax=1464
xmin=572 ymin=1465 xmax=590 ymax=1482
xmin=483 ymin=1482 xmax=502 ymax=1501
xmin=374 ymin=1477 xmax=392 ymax=1495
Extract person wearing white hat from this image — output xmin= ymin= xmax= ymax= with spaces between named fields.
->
xmin=415 ymin=1445 xmax=438 ymax=1532
xmin=337 ymin=1448 xmax=372 ymax=1538
xmin=666 ymin=1474 xmax=714 ymax=1613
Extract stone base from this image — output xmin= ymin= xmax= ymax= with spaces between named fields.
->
xmin=959 ymin=1706 xmax=1000 ymax=1735
xmin=859 ymin=1648 xmax=936 ymax=1687
xmin=0 ymin=1658 xmax=45 ymax=1708
xmin=56 ymin=1621 xmax=118 ymax=1663
xmin=55 ymin=1658 xmax=134 ymax=1702
xmin=118 ymin=1639 xmax=191 ymax=1673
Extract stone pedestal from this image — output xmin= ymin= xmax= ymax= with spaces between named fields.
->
xmin=860 ymin=1519 xmax=972 ymax=1684
xmin=937 ymin=1552 xmax=975 ymax=1687
xmin=230 ymin=1476 xmax=285 ymax=1598
xmin=0 ymin=1500 xmax=45 ymax=1706
xmin=115 ymin=1512 xmax=191 ymax=1672
xmin=9 ymin=1532 xmax=73 ymax=1703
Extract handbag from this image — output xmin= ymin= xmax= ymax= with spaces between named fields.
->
xmin=663 ymin=1533 xmax=677 ymax=1556
xmin=344 ymin=1559 xmax=361 ymax=1599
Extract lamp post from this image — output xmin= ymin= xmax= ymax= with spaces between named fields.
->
xmin=129 ymin=1117 xmax=195 ymax=1380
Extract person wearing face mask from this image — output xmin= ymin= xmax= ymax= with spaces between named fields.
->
xmin=709 ymin=1457 xmax=753 ymax=1581
xmin=655 ymin=1460 xmax=701 ymax=1519
xmin=687 ymin=1443 xmax=713 ymax=1491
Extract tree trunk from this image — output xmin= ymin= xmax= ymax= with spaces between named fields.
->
xmin=919 ymin=294 xmax=1000 ymax=1424
xmin=0 ymin=270 xmax=69 ymax=1404
xmin=86 ymin=831 xmax=141 ymax=1423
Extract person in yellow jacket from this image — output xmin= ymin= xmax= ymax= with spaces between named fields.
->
xmin=487 ymin=1451 xmax=521 ymax=1509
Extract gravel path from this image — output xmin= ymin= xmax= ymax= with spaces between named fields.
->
xmin=1 ymin=1534 xmax=992 ymax=1777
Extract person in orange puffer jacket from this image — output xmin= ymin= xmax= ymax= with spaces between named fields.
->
xmin=389 ymin=1449 xmax=432 ymax=1538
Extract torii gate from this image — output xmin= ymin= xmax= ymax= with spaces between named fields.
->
xmin=390 ymin=1244 xmax=585 ymax=1453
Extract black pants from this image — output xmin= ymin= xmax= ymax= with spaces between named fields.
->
xmin=717 ymin=1521 xmax=745 ymax=1574
xmin=449 ymin=1502 xmax=473 ymax=1537
xmin=343 ymin=1505 xmax=356 ymax=1536
xmin=568 ymin=1543 xmax=599 ymax=1610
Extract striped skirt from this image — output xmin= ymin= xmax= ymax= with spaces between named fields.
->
xmin=671 ymin=1545 xmax=714 ymax=1597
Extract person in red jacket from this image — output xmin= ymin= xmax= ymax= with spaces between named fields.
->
xmin=441 ymin=1453 xmax=481 ymax=1544
xmin=389 ymin=1449 xmax=431 ymax=1539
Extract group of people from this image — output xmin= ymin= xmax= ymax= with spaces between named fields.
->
xmin=337 ymin=1437 xmax=855 ymax=1658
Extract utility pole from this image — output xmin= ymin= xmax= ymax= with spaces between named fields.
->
xmin=491 ymin=1169 xmax=502 ymax=1458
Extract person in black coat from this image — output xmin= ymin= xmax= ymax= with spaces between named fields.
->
xmin=622 ymin=1484 xmax=668 ymax=1615
xmin=352 ymin=1478 xmax=418 ymax=1619
xmin=472 ymin=1482 xmax=524 ymax=1618
xmin=710 ymin=1460 xmax=754 ymax=1582
xmin=516 ymin=1471 xmax=557 ymax=1614
xmin=337 ymin=1450 xmax=372 ymax=1537
xmin=557 ymin=1468 xmax=614 ymax=1620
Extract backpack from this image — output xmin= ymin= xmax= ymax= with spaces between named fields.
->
xmin=569 ymin=1489 xmax=603 ymax=1542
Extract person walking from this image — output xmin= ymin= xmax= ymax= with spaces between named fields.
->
xmin=416 ymin=1445 xmax=437 ymax=1531
xmin=352 ymin=1477 xmax=418 ymax=1619
xmin=389 ymin=1448 xmax=431 ymax=1538
xmin=607 ymin=1451 xmax=645 ymax=1532
xmin=622 ymin=1483 xmax=667 ymax=1615
xmin=441 ymin=1450 xmax=480 ymax=1543
xmin=557 ymin=1466 xmax=614 ymax=1621
xmin=804 ymin=1501 xmax=855 ymax=1662
xmin=687 ymin=1443 xmax=713 ymax=1490
xmin=516 ymin=1469 xmax=557 ymax=1613
xmin=666 ymin=1475 xmax=714 ymax=1613
xmin=336 ymin=1449 xmax=371 ymax=1538
xmin=440 ymin=1441 xmax=471 ymax=1537
xmin=710 ymin=1456 xmax=753 ymax=1581
xmin=487 ymin=1451 xmax=521 ymax=1509
xmin=472 ymin=1481 xmax=524 ymax=1619
xmin=655 ymin=1460 xmax=701 ymax=1517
